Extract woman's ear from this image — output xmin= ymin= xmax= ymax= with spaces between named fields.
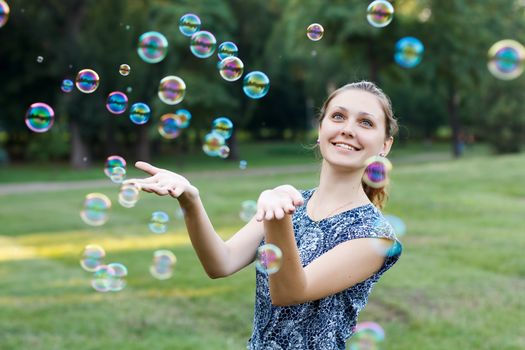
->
xmin=382 ymin=136 xmax=394 ymax=156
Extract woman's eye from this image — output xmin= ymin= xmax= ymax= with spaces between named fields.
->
xmin=332 ymin=113 xmax=344 ymax=120
xmin=360 ymin=119 xmax=373 ymax=127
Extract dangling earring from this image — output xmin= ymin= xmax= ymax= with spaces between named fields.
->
xmin=379 ymin=152 xmax=386 ymax=157
xmin=316 ymin=139 xmax=320 ymax=144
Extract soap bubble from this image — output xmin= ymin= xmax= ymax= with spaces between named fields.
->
xmin=394 ymin=37 xmax=424 ymax=68
xmin=179 ymin=13 xmax=201 ymax=37
xmin=61 ymin=79 xmax=74 ymax=93
xmin=36 ymin=56 xmax=44 ymax=63
xmin=362 ymin=156 xmax=392 ymax=189
xmin=80 ymin=244 xmax=105 ymax=272
xmin=487 ymin=39 xmax=525 ymax=80
xmin=211 ymin=117 xmax=234 ymax=139
xmin=190 ymin=30 xmax=217 ymax=58
xmin=119 ymin=183 xmax=140 ymax=208
xmin=91 ymin=264 xmax=116 ymax=292
xmin=384 ymin=214 xmax=406 ymax=237
xmin=202 ymin=131 xmax=226 ymax=157
xmin=217 ymin=145 xmax=230 ymax=159
xmin=217 ymin=41 xmax=238 ymax=60
xmin=367 ymin=0 xmax=394 ymax=28
xmin=306 ymin=23 xmax=324 ymax=41
xmin=158 ymin=76 xmax=186 ymax=105
xmin=0 ymin=0 xmax=10 ymax=28
xmin=129 ymin=102 xmax=151 ymax=125
xmin=137 ymin=31 xmax=168 ymax=63
xmin=109 ymin=167 xmax=126 ymax=184
xmin=239 ymin=160 xmax=247 ymax=170
xmin=174 ymin=109 xmax=192 ymax=128
xmin=106 ymin=91 xmax=128 ymax=114
xmin=255 ymin=244 xmax=283 ymax=275
xmin=243 ymin=71 xmax=270 ymax=99
xmin=348 ymin=321 xmax=385 ymax=350
xmin=158 ymin=114 xmax=181 ymax=139
xmin=240 ymin=200 xmax=257 ymax=222
xmin=149 ymin=211 xmax=169 ymax=234
xmin=150 ymin=250 xmax=177 ymax=280
xmin=218 ymin=56 xmax=244 ymax=82
xmin=75 ymin=69 xmax=100 ymax=93
xmin=25 ymin=102 xmax=54 ymax=133
xmin=119 ymin=64 xmax=131 ymax=76
xmin=107 ymin=262 xmax=128 ymax=292
xmin=104 ymin=155 xmax=126 ymax=178
xmin=80 ymin=193 xmax=111 ymax=226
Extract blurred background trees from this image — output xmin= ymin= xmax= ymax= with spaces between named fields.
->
xmin=0 ymin=0 xmax=524 ymax=168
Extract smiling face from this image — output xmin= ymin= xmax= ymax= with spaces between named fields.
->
xmin=318 ymin=88 xmax=393 ymax=170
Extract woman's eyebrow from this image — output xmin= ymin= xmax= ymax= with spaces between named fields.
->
xmin=333 ymin=105 xmax=377 ymax=119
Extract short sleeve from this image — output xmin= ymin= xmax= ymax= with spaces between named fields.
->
xmin=364 ymin=217 xmax=403 ymax=279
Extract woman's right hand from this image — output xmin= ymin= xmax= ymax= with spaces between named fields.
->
xmin=124 ymin=161 xmax=199 ymax=202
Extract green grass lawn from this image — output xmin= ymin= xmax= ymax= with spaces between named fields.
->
xmin=0 ymin=147 xmax=523 ymax=349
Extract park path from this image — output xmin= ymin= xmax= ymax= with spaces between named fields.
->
xmin=0 ymin=164 xmax=319 ymax=196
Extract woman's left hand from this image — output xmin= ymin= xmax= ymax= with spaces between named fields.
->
xmin=255 ymin=185 xmax=304 ymax=221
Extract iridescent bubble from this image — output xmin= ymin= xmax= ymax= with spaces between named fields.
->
xmin=174 ymin=109 xmax=192 ymax=128
xmin=158 ymin=114 xmax=181 ymax=139
xmin=104 ymin=155 xmax=126 ymax=178
xmin=202 ymin=131 xmax=226 ymax=157
xmin=487 ymin=39 xmax=525 ymax=80
xmin=91 ymin=264 xmax=116 ymax=292
xmin=348 ymin=321 xmax=385 ymax=350
xmin=239 ymin=160 xmax=247 ymax=170
xmin=129 ymin=102 xmax=151 ymax=125
xmin=0 ymin=0 xmax=10 ymax=28
xmin=150 ymin=250 xmax=177 ymax=280
xmin=212 ymin=117 xmax=234 ymax=139
xmin=119 ymin=64 xmax=131 ymax=76
xmin=126 ymin=86 xmax=133 ymax=93
xmin=217 ymin=41 xmax=238 ymax=60
xmin=149 ymin=211 xmax=170 ymax=234
xmin=109 ymin=167 xmax=126 ymax=184
xmin=255 ymin=244 xmax=283 ymax=275
xmin=107 ymin=262 xmax=128 ymax=292
xmin=80 ymin=193 xmax=111 ymax=226
xmin=106 ymin=91 xmax=128 ymax=114
xmin=36 ymin=56 xmax=44 ymax=63
xmin=306 ymin=23 xmax=324 ymax=41
xmin=394 ymin=37 xmax=424 ymax=68
xmin=25 ymin=102 xmax=54 ymax=133
xmin=384 ymin=214 xmax=406 ymax=237
xmin=190 ymin=30 xmax=217 ymax=59
xmin=218 ymin=145 xmax=230 ymax=159
xmin=119 ymin=183 xmax=140 ymax=208
xmin=75 ymin=69 xmax=100 ymax=93
xmin=239 ymin=200 xmax=257 ymax=222
xmin=61 ymin=79 xmax=74 ymax=93
xmin=362 ymin=156 xmax=392 ymax=189
xmin=243 ymin=71 xmax=270 ymax=99
xmin=179 ymin=13 xmax=201 ymax=37
xmin=80 ymin=244 xmax=105 ymax=272
xmin=366 ymin=0 xmax=394 ymax=28
xmin=158 ymin=76 xmax=186 ymax=105
xmin=218 ymin=56 xmax=244 ymax=82
xmin=137 ymin=31 xmax=168 ymax=64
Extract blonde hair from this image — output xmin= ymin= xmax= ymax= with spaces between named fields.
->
xmin=318 ymin=81 xmax=399 ymax=210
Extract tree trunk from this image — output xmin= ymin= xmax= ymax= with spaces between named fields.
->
xmin=447 ymin=86 xmax=463 ymax=158
xmin=136 ymin=124 xmax=151 ymax=162
xmin=70 ymin=120 xmax=90 ymax=169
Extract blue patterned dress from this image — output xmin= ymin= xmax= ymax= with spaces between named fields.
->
xmin=247 ymin=189 xmax=402 ymax=350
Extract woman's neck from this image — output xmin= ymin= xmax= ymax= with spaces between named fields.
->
xmin=315 ymin=160 xmax=370 ymax=206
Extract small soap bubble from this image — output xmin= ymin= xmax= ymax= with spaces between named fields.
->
xmin=107 ymin=262 xmax=128 ymax=292
xmin=212 ymin=117 xmax=234 ymax=139
xmin=36 ymin=56 xmax=44 ymax=63
xmin=158 ymin=114 xmax=181 ymax=139
xmin=149 ymin=211 xmax=169 ymax=234
xmin=75 ymin=69 xmax=100 ymax=93
xmin=239 ymin=160 xmax=247 ymax=170
xmin=61 ymin=79 xmax=74 ymax=93
xmin=243 ymin=71 xmax=270 ymax=99
xmin=158 ymin=76 xmax=186 ymax=105
xmin=306 ymin=23 xmax=324 ymax=41
xmin=109 ymin=167 xmax=126 ymax=184
xmin=218 ymin=145 xmax=230 ymax=159
xmin=125 ymin=24 xmax=130 ymax=30
xmin=119 ymin=183 xmax=140 ymax=208
xmin=394 ymin=37 xmax=424 ymax=68
xmin=80 ymin=244 xmax=105 ymax=272
xmin=126 ymin=86 xmax=133 ymax=93
xmin=174 ymin=109 xmax=192 ymax=128
xmin=80 ymin=193 xmax=111 ymax=226
xmin=129 ymin=102 xmax=151 ymax=125
xmin=0 ymin=0 xmax=10 ymax=28
xmin=119 ymin=64 xmax=131 ymax=76
xmin=367 ymin=0 xmax=394 ymax=28
xmin=179 ymin=13 xmax=201 ymax=37
xmin=218 ymin=56 xmax=244 ymax=82
xmin=150 ymin=250 xmax=177 ymax=280
xmin=91 ymin=264 xmax=116 ymax=292
xmin=25 ymin=102 xmax=54 ymax=133
xmin=362 ymin=156 xmax=392 ymax=189
xmin=217 ymin=41 xmax=238 ymax=60
xmin=255 ymin=244 xmax=283 ymax=275
xmin=104 ymin=155 xmax=126 ymax=178
xmin=190 ymin=30 xmax=217 ymax=58
xmin=384 ymin=214 xmax=406 ymax=237
xmin=348 ymin=321 xmax=385 ymax=350
xmin=106 ymin=91 xmax=128 ymax=114
xmin=239 ymin=200 xmax=257 ymax=222
xmin=202 ymin=131 xmax=226 ymax=157
xmin=487 ymin=39 xmax=525 ymax=80
xmin=137 ymin=31 xmax=168 ymax=64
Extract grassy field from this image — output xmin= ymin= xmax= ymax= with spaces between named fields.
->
xmin=0 ymin=143 xmax=523 ymax=349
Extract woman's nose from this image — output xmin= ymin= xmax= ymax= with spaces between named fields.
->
xmin=340 ymin=120 xmax=356 ymax=137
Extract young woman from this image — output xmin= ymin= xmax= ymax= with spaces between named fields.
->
xmin=126 ymin=81 xmax=402 ymax=349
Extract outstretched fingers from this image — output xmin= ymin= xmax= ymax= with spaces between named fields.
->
xmin=135 ymin=161 xmax=163 ymax=176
